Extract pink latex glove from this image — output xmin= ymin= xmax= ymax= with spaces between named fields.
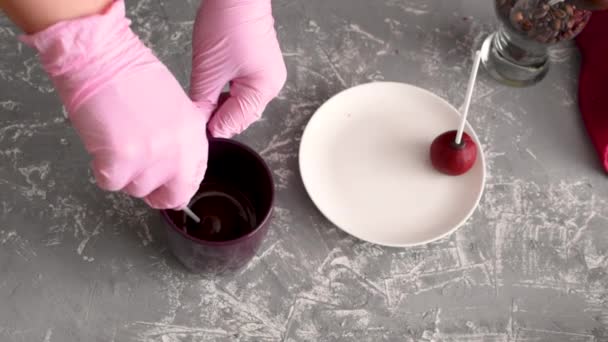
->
xmin=21 ymin=0 xmax=208 ymax=209
xmin=190 ymin=0 xmax=287 ymax=138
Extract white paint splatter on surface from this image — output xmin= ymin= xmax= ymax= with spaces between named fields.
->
xmin=42 ymin=328 xmax=53 ymax=342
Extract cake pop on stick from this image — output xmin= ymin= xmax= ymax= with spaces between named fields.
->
xmin=430 ymin=51 xmax=481 ymax=176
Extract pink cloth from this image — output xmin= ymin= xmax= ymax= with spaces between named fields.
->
xmin=21 ymin=1 xmax=209 ymax=209
xmin=190 ymin=0 xmax=287 ymax=138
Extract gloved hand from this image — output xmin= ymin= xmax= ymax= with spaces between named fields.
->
xmin=21 ymin=0 xmax=209 ymax=209
xmin=190 ymin=0 xmax=287 ymax=138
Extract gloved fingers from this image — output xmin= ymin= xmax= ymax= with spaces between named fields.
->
xmin=91 ymin=155 xmax=139 ymax=192
xmin=207 ymin=89 xmax=259 ymax=138
xmin=207 ymin=69 xmax=286 ymax=138
xmin=144 ymin=174 xmax=198 ymax=210
xmin=144 ymin=155 xmax=208 ymax=210
xmin=189 ymin=42 xmax=233 ymax=117
xmin=122 ymin=161 xmax=175 ymax=199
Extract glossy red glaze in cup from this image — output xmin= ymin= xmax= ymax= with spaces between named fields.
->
xmin=161 ymin=138 xmax=274 ymax=274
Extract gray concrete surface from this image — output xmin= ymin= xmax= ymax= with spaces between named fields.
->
xmin=2 ymin=0 xmax=608 ymax=341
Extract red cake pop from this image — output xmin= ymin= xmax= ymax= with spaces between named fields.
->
xmin=430 ymin=51 xmax=481 ymax=176
xmin=430 ymin=130 xmax=477 ymax=175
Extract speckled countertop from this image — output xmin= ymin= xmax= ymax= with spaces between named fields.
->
xmin=1 ymin=0 xmax=608 ymax=341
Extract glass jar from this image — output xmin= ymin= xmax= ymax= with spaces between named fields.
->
xmin=481 ymin=0 xmax=592 ymax=87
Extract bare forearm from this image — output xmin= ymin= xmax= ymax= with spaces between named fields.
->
xmin=0 ymin=0 xmax=113 ymax=33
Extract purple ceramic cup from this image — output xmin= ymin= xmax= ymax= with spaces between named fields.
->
xmin=161 ymin=138 xmax=274 ymax=274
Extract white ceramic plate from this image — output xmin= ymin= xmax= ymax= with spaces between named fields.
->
xmin=299 ymin=82 xmax=486 ymax=247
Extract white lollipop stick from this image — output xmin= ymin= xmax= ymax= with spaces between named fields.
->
xmin=183 ymin=206 xmax=201 ymax=223
xmin=455 ymin=50 xmax=482 ymax=145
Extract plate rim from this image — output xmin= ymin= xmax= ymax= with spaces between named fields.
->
xmin=298 ymin=81 xmax=487 ymax=248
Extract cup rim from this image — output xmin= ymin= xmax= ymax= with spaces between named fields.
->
xmin=160 ymin=137 xmax=275 ymax=246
